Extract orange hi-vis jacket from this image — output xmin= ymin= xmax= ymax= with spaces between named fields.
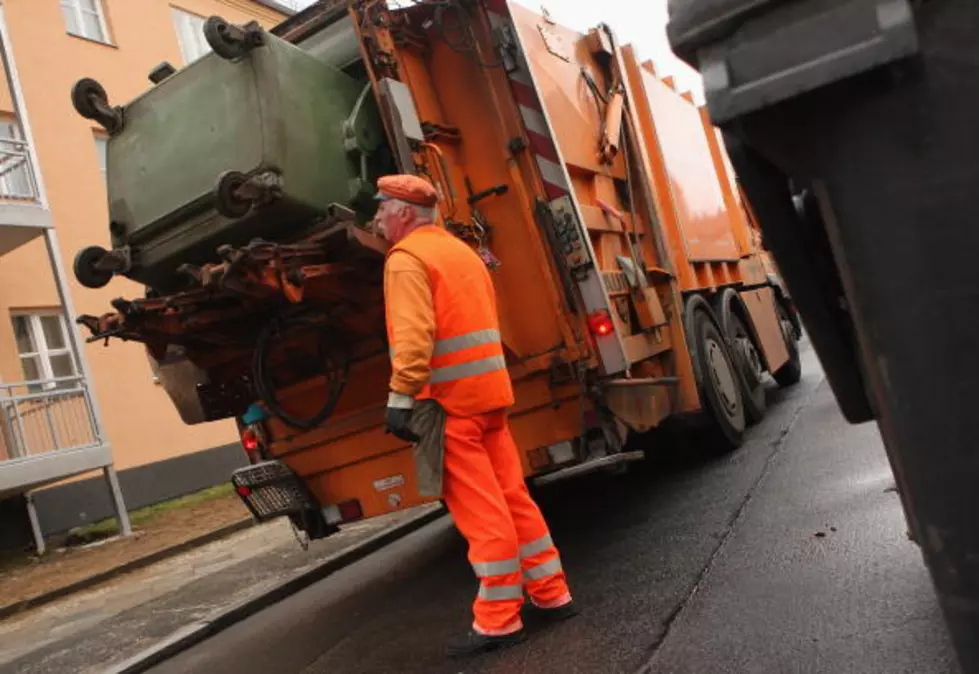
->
xmin=385 ymin=225 xmax=514 ymax=416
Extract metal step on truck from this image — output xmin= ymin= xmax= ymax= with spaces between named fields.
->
xmin=72 ymin=0 xmax=803 ymax=542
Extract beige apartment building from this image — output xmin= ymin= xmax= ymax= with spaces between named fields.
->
xmin=0 ymin=0 xmax=292 ymax=547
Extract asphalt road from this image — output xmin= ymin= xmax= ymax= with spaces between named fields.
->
xmin=150 ymin=345 xmax=959 ymax=674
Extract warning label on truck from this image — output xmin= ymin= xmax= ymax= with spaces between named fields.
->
xmin=373 ymin=475 xmax=405 ymax=492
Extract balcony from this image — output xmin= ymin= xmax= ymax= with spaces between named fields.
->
xmin=0 ymin=133 xmax=51 ymax=255
xmin=0 ymin=141 xmax=129 ymax=554
xmin=0 ymin=377 xmax=113 ymax=494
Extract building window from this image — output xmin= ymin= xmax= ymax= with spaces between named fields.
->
xmin=172 ymin=8 xmax=211 ymax=64
xmin=60 ymin=0 xmax=111 ymax=44
xmin=11 ymin=313 xmax=77 ymax=391
xmin=94 ymin=135 xmax=107 ymax=182
xmin=0 ymin=119 xmax=34 ymax=199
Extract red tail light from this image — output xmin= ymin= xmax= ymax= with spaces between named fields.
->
xmin=241 ymin=428 xmax=259 ymax=452
xmin=236 ymin=485 xmax=252 ymax=498
xmin=587 ymin=310 xmax=615 ymax=337
xmin=338 ymin=499 xmax=363 ymax=522
xmin=240 ymin=426 xmax=264 ymax=463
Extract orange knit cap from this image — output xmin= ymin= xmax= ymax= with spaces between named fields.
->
xmin=375 ymin=174 xmax=439 ymax=207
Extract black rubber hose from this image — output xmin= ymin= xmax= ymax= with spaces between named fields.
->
xmin=252 ymin=315 xmax=349 ymax=430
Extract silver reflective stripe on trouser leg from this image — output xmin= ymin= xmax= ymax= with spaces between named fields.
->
xmin=433 ymin=329 xmax=502 ymax=356
xmin=520 ymin=534 xmax=554 ymax=559
xmin=430 ymin=355 xmax=507 ymax=384
xmin=478 ymin=584 xmax=524 ymax=601
xmin=472 ymin=558 xmax=521 ymax=578
xmin=523 ymin=556 xmax=563 ymax=582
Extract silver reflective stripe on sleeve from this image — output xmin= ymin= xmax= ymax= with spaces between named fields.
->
xmin=387 ymin=392 xmax=415 ymax=409
xmin=478 ymin=584 xmax=524 ymax=601
xmin=520 ymin=534 xmax=554 ymax=559
xmin=433 ymin=329 xmax=502 ymax=356
xmin=523 ymin=556 xmax=563 ymax=582
xmin=472 ymin=558 xmax=520 ymax=578
xmin=430 ymin=355 xmax=507 ymax=384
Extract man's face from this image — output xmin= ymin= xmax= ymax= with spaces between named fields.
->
xmin=372 ymin=199 xmax=411 ymax=243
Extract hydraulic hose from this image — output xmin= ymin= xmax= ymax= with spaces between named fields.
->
xmin=252 ymin=313 xmax=349 ymax=430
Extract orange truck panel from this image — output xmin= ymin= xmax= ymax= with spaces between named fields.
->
xmin=741 ymin=287 xmax=790 ymax=374
xmin=632 ymin=62 xmax=740 ymax=263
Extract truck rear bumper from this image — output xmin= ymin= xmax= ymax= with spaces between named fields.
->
xmin=231 ymin=460 xmax=315 ymax=522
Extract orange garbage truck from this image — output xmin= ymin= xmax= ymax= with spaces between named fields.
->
xmin=74 ymin=0 xmax=802 ymax=540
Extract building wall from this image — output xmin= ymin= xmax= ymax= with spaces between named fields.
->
xmin=0 ymin=1 xmax=286 ymax=502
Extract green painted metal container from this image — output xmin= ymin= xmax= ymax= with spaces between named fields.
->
xmin=99 ymin=27 xmax=384 ymax=291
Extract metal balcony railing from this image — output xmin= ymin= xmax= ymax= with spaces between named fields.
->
xmin=0 ymin=377 xmax=101 ymax=460
xmin=0 ymin=136 xmax=38 ymax=202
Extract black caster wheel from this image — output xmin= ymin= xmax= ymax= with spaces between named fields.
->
xmin=214 ymin=171 xmax=252 ymax=218
xmin=204 ymin=16 xmax=260 ymax=60
xmin=74 ymin=245 xmax=113 ymax=289
xmin=71 ymin=78 xmax=123 ymax=134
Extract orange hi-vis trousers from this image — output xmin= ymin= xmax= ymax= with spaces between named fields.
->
xmin=442 ymin=410 xmax=572 ymax=635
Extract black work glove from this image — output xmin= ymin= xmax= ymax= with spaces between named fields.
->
xmin=385 ymin=395 xmax=420 ymax=443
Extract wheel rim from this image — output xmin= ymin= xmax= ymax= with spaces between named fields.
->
xmin=706 ymin=336 xmax=741 ymax=420
xmin=732 ymin=318 xmax=764 ymax=387
xmin=776 ymin=304 xmax=799 ymax=352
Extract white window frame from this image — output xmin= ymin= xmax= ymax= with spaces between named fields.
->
xmin=0 ymin=118 xmax=35 ymax=200
xmin=60 ymin=0 xmax=112 ymax=44
xmin=171 ymin=7 xmax=211 ymax=65
xmin=11 ymin=312 xmax=78 ymax=391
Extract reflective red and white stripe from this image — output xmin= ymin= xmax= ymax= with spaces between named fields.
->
xmin=484 ymin=0 xmax=570 ymax=202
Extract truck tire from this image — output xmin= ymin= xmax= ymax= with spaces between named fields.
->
xmin=686 ymin=298 xmax=745 ymax=451
xmin=714 ymin=290 xmax=766 ymax=424
xmin=773 ymin=301 xmax=802 ymax=387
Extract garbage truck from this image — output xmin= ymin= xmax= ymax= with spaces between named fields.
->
xmin=72 ymin=0 xmax=802 ymax=542
xmin=665 ymin=0 xmax=979 ymax=669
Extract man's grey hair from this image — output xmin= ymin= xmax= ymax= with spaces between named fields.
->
xmin=392 ymin=198 xmax=437 ymax=225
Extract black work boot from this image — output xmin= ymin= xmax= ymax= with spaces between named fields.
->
xmin=527 ymin=600 xmax=579 ymax=627
xmin=446 ymin=628 xmax=526 ymax=658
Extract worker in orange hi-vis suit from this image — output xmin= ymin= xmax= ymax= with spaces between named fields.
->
xmin=373 ymin=174 xmax=576 ymax=658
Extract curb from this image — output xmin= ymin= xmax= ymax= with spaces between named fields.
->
xmin=0 ymin=519 xmax=255 ymax=621
xmin=106 ymin=504 xmax=447 ymax=674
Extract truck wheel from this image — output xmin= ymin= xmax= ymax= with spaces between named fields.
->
xmin=773 ymin=302 xmax=802 ymax=387
xmin=727 ymin=311 xmax=767 ymax=423
xmin=687 ymin=302 xmax=745 ymax=451
xmin=714 ymin=291 xmax=766 ymax=424
xmin=73 ymin=245 xmax=113 ymax=289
